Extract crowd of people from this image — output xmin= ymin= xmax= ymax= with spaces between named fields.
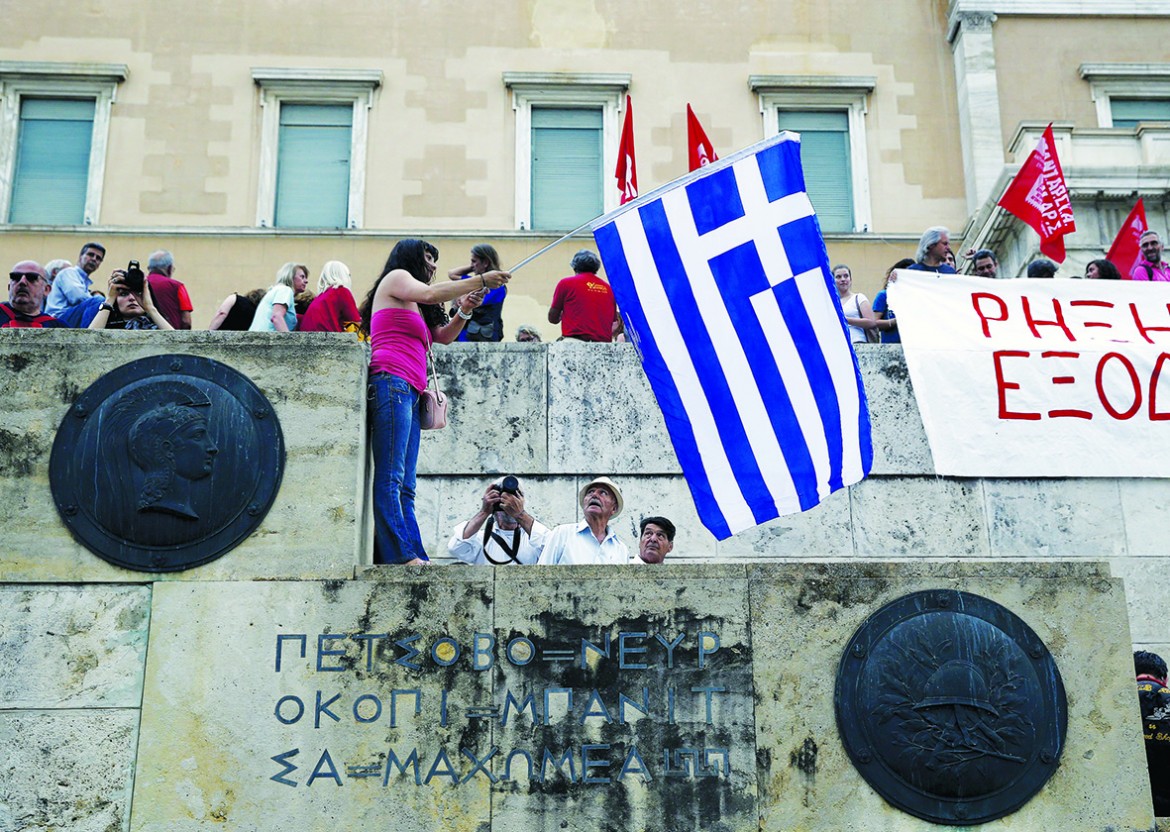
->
xmin=1 ymin=239 xmax=632 ymax=343
xmin=832 ymin=225 xmax=1168 ymax=344
xmin=446 ymin=475 xmax=674 ymax=567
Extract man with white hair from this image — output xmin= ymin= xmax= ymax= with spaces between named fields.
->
xmin=537 ymin=476 xmax=630 ymax=564
xmin=146 ymin=250 xmax=193 ymax=329
xmin=447 ymin=477 xmax=549 ymax=565
xmin=908 ymin=227 xmax=957 ymax=275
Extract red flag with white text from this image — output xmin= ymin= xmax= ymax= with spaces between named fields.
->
xmin=996 ymin=124 xmax=1076 ymax=263
xmin=1106 ymin=198 xmax=1147 ymax=279
xmin=615 ymin=95 xmax=638 ymax=205
xmin=686 ymin=104 xmax=718 ymax=172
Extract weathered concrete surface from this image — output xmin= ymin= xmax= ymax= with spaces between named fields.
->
xmin=419 ymin=342 xmax=548 ymax=476
xmin=0 ymin=584 xmax=150 ymax=708
xmin=0 ymin=709 xmax=138 ymax=832
xmin=749 ymin=561 xmax=1153 ymax=832
xmin=0 ymin=331 xmax=366 ymax=582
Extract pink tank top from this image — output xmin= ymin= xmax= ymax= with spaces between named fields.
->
xmin=370 ymin=307 xmax=432 ymax=392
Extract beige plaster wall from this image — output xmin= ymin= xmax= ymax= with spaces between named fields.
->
xmin=0 ymin=0 xmax=967 ymax=235
xmin=992 ymin=16 xmax=1170 ymax=145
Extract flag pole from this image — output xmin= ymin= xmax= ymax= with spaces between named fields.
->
xmin=506 ymin=219 xmax=598 ymax=274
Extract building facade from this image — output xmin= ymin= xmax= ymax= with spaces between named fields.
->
xmin=0 ymin=1 xmax=1167 ymax=330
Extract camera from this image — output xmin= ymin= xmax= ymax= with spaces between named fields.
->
xmin=494 ymin=475 xmax=520 ymax=512
xmin=124 ymin=260 xmax=145 ymax=293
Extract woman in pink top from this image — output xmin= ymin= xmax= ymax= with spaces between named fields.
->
xmin=359 ymin=239 xmax=509 ymax=565
xmin=298 ymin=260 xmax=360 ymax=332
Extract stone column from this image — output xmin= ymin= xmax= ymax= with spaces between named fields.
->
xmin=949 ymin=9 xmax=1004 ymax=215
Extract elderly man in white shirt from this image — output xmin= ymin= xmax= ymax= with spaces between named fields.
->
xmin=448 ymin=477 xmax=549 ymax=565
xmin=537 ymin=476 xmax=629 ymax=565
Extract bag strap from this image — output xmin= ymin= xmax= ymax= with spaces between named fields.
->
xmin=425 ymin=346 xmax=443 ymax=396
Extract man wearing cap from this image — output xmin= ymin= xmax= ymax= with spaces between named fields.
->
xmin=637 ymin=516 xmax=675 ymax=564
xmin=2 ymin=261 xmax=64 ymax=328
xmin=537 ymin=476 xmax=629 ymax=565
xmin=447 ymin=477 xmax=549 ymax=565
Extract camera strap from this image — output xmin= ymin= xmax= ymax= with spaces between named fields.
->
xmin=481 ymin=517 xmax=523 ymax=565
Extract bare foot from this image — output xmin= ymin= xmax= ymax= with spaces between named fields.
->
xmin=403 ymin=557 xmax=430 ymax=566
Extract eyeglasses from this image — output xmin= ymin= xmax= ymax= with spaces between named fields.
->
xmin=9 ymin=271 xmax=44 ymax=283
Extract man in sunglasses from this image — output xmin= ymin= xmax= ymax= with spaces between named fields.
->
xmin=2 ymin=262 xmax=63 ymax=328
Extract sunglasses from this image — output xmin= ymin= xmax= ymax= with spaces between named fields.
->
xmin=9 ymin=271 xmax=44 ymax=283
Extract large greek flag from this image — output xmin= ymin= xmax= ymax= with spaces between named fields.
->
xmin=592 ymin=132 xmax=872 ymax=539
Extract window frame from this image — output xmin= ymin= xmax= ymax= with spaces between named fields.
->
xmin=750 ymin=74 xmax=875 ymax=234
xmin=1080 ymin=63 xmax=1170 ymax=128
xmin=251 ymin=68 xmax=382 ymax=230
xmin=503 ymin=72 xmax=630 ymax=231
xmin=0 ymin=61 xmax=127 ymax=226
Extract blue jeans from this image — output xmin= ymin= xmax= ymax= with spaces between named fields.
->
xmin=368 ymin=373 xmax=428 ymax=564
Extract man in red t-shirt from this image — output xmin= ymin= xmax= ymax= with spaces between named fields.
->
xmin=146 ymin=250 xmax=193 ymax=329
xmin=2 ymin=261 xmax=64 ymax=328
xmin=548 ymin=250 xmax=618 ymax=342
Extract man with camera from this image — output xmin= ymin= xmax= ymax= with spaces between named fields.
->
xmin=537 ymin=476 xmax=629 ymax=565
xmin=45 ymin=241 xmax=106 ymax=326
xmin=447 ymin=476 xmax=549 ymax=565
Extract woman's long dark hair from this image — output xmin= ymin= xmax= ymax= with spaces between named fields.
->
xmin=1086 ymin=258 xmax=1122 ymax=280
xmin=359 ymin=239 xmax=448 ymax=334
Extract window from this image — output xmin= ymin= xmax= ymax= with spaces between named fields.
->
xmin=1081 ymin=63 xmax=1170 ymax=128
xmin=0 ymin=62 xmax=127 ymax=225
xmin=750 ymin=75 xmax=875 ymax=234
xmin=252 ymin=68 xmax=382 ymax=229
xmin=531 ymin=107 xmax=603 ymax=230
xmin=504 ymin=72 xmax=630 ymax=231
xmin=1107 ymin=99 xmax=1170 ymax=129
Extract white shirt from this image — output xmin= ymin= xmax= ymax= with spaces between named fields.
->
xmin=447 ymin=518 xmax=549 ymax=565
xmin=537 ymin=521 xmax=630 ymax=565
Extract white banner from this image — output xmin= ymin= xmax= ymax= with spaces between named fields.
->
xmin=887 ymin=272 xmax=1170 ymax=477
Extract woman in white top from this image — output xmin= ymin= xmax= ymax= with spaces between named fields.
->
xmin=249 ymin=262 xmax=308 ymax=332
xmin=833 ymin=264 xmax=877 ymax=344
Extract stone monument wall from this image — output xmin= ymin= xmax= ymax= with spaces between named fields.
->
xmin=0 ymin=332 xmax=1163 ymax=830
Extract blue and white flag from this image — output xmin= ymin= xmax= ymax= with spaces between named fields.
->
xmin=591 ymin=132 xmax=872 ymax=540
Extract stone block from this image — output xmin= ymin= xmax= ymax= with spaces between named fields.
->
xmin=1110 ymin=557 xmax=1170 ymax=645
xmin=420 ymin=343 xmax=548 ymax=475
xmin=0 ymin=709 xmax=138 ymax=832
xmin=546 ymin=341 xmax=680 ymax=475
xmin=1119 ymin=479 xmax=1170 ymax=557
xmin=851 ymin=476 xmax=991 ymax=557
xmin=132 ymin=575 xmax=495 ymax=832
xmin=748 ymin=561 xmax=1152 ymax=832
xmin=0 ymin=584 xmax=150 ymax=708
xmin=0 ymin=332 xmax=365 ymax=582
xmin=716 ymin=486 xmax=853 ymax=559
xmin=985 ymin=478 xmax=1126 ymax=558
xmin=490 ymin=565 xmax=757 ymax=832
xmin=855 ymin=345 xmax=933 ymax=476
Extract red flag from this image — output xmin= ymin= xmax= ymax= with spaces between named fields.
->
xmin=996 ymin=124 xmax=1076 ymax=262
xmin=615 ymin=95 xmax=638 ymax=205
xmin=1106 ymin=198 xmax=1147 ymax=279
xmin=686 ymin=104 xmax=718 ymax=172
